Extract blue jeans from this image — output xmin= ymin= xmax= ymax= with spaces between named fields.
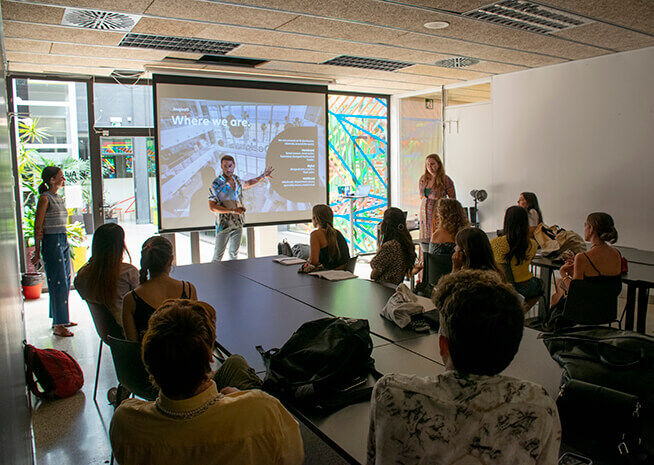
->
xmin=41 ymin=233 xmax=71 ymax=325
xmin=213 ymin=226 xmax=243 ymax=262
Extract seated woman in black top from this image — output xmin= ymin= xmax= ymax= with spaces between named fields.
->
xmin=308 ymin=204 xmax=350 ymax=270
xmin=122 ymin=236 xmax=197 ymax=341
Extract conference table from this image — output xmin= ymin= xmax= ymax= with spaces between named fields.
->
xmin=172 ymin=256 xmax=564 ymax=464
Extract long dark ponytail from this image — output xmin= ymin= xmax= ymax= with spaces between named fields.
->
xmin=140 ymin=236 xmax=174 ymax=284
xmin=312 ymin=204 xmax=339 ymax=262
xmin=86 ymin=223 xmax=130 ymax=305
xmin=38 ymin=166 xmax=61 ymax=194
xmin=504 ymin=206 xmax=530 ymax=265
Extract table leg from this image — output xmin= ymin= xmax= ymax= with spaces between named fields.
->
xmin=348 ymin=198 xmax=355 ymax=256
xmin=623 ymin=284 xmax=636 ymax=331
xmin=636 ymin=285 xmax=650 ymax=334
xmin=538 ymin=267 xmax=553 ymax=320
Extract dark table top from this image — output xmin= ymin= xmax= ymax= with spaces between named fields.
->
xmin=532 ymin=255 xmax=654 ymax=285
xmin=615 ymin=245 xmax=654 ymax=266
xmin=220 ymin=256 xmax=322 ymax=289
xmin=280 ymin=278 xmax=433 ymax=343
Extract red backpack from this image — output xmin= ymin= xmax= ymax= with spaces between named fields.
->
xmin=24 ymin=343 xmax=84 ymax=399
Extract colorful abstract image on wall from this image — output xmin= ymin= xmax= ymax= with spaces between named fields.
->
xmin=328 ymin=94 xmax=388 ymax=254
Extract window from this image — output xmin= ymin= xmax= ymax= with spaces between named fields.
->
xmin=93 ymin=82 xmax=154 ymax=127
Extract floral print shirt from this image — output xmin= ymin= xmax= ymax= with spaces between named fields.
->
xmin=209 ymin=174 xmax=244 ymax=231
xmin=368 ymin=371 xmax=561 ymax=465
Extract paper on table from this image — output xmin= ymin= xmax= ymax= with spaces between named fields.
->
xmin=273 ymin=257 xmax=306 ymax=265
xmin=309 ymin=270 xmax=358 ymax=281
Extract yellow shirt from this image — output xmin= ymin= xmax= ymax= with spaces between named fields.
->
xmin=490 ymin=235 xmax=538 ymax=283
xmin=110 ymin=381 xmax=304 ymax=465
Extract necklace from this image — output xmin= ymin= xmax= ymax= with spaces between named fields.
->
xmin=155 ymin=392 xmax=223 ymax=420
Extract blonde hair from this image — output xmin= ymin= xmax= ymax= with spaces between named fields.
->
xmin=436 ymin=198 xmax=469 ymax=238
xmin=312 ymin=204 xmax=339 ymax=262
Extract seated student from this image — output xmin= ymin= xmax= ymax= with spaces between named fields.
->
xmin=550 ymin=212 xmax=622 ymax=309
xmin=306 ymin=204 xmax=350 ymax=270
xmin=122 ymin=236 xmax=197 ymax=341
xmin=451 ymin=227 xmax=504 ymax=280
xmin=75 ymin=223 xmax=139 ymax=327
xmin=491 ymin=206 xmax=542 ymax=306
xmin=370 ymin=207 xmax=416 ymax=286
xmin=368 ymin=270 xmax=561 ymax=465
xmin=429 ymin=198 xmax=469 ymax=256
xmin=518 ymin=192 xmax=543 ymax=236
xmin=110 ymin=299 xmax=304 ymax=465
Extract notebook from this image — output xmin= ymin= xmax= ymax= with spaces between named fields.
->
xmin=273 ymin=257 xmax=306 ymax=265
xmin=309 ymin=270 xmax=358 ymax=281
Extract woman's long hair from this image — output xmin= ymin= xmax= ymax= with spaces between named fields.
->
xmin=504 ymin=206 xmax=530 ymax=265
xmin=379 ymin=207 xmax=416 ymax=273
xmin=140 ymin=236 xmax=174 ymax=284
xmin=455 ymin=227 xmax=503 ymax=278
xmin=521 ymin=192 xmax=543 ymax=224
xmin=312 ymin=204 xmax=339 ymax=262
xmin=38 ymin=166 xmax=61 ymax=194
xmin=85 ymin=223 xmax=130 ymax=305
xmin=587 ymin=212 xmax=618 ymax=244
xmin=422 ymin=154 xmax=446 ymax=191
xmin=436 ymin=198 xmax=469 ymax=238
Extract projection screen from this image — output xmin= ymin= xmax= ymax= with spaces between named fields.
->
xmin=154 ymin=74 xmax=328 ymax=232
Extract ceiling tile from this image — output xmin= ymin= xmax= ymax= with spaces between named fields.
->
xmin=17 ymin=0 xmax=154 ymax=14
xmin=50 ymin=43 xmax=169 ymax=60
xmin=401 ymin=64 xmax=490 ymax=80
xmin=542 ymin=0 xmax=654 ymax=36
xmin=6 ymin=51 xmax=148 ymax=70
xmin=1 ymin=0 xmax=65 ymax=25
xmin=552 ymin=22 xmax=654 ymax=51
xmin=391 ymin=1 xmax=490 ymax=13
xmin=394 ymin=32 xmax=568 ymax=67
xmin=465 ymin=60 xmax=526 ymax=74
xmin=130 ymin=17 xmax=213 ymax=38
xmin=276 ymin=15 xmax=407 ymax=43
xmin=144 ymin=0 xmax=298 ymax=29
xmin=3 ymin=20 xmax=125 ymax=46
xmin=8 ymin=62 xmax=112 ymax=76
xmin=228 ymin=44 xmax=336 ymax=63
xmin=3 ymin=38 xmax=52 ymax=54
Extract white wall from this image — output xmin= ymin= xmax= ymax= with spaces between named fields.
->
xmin=445 ymin=46 xmax=654 ymax=250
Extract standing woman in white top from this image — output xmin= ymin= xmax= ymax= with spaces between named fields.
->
xmin=518 ymin=192 xmax=543 ymax=236
xmin=32 ymin=166 xmax=75 ymax=337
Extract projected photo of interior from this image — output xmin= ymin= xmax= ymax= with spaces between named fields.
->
xmin=155 ymin=76 xmax=327 ymax=232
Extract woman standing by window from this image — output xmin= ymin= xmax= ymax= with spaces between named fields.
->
xmin=32 ymin=166 xmax=75 ymax=337
xmin=418 ymin=154 xmax=455 ymax=250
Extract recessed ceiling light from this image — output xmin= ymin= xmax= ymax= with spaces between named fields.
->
xmin=424 ymin=21 xmax=450 ymax=30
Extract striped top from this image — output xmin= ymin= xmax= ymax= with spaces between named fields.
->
xmin=41 ymin=191 xmax=67 ymax=234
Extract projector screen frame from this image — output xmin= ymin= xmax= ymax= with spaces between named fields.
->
xmin=153 ymin=73 xmax=329 ymax=233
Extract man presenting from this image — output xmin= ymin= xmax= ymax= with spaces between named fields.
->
xmin=209 ymin=155 xmax=274 ymax=261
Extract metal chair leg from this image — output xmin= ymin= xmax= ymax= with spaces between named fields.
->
xmin=94 ymin=340 xmax=102 ymax=401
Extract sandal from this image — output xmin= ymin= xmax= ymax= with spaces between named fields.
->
xmin=63 ymin=322 xmax=78 ymax=327
xmin=53 ymin=325 xmax=74 ymax=337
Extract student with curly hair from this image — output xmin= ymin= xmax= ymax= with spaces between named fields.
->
xmin=370 ymin=208 xmax=417 ymax=285
xmin=368 ymin=270 xmax=561 ymax=465
xmin=122 ymin=236 xmax=197 ymax=341
xmin=429 ymin=198 xmax=469 ymax=256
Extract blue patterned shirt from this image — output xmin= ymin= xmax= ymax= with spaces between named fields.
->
xmin=209 ymin=174 xmax=244 ymax=231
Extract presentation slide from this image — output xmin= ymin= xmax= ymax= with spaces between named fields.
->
xmin=154 ymin=76 xmax=327 ymax=232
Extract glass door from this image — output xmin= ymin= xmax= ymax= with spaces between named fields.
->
xmin=98 ymin=135 xmax=157 ymax=265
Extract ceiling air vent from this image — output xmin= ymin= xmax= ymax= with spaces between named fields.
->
xmin=434 ymin=57 xmax=480 ymax=69
xmin=463 ymin=1 xmax=593 ymax=35
xmin=322 ymin=55 xmax=413 ymax=72
xmin=61 ymin=8 xmax=141 ymax=32
xmin=120 ymin=33 xmax=240 ymax=55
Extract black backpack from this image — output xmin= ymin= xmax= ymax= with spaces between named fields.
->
xmin=257 ymin=317 xmax=381 ymax=412
xmin=543 ymin=327 xmax=654 ymax=464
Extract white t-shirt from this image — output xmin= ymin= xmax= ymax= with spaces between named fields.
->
xmin=528 ymin=209 xmax=540 ymax=227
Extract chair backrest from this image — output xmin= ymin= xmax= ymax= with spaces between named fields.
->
xmin=86 ymin=301 xmax=124 ymax=344
xmin=423 ymin=252 xmax=452 ymax=286
xmin=344 ymin=255 xmax=358 ymax=273
xmin=106 ymin=336 xmax=158 ymax=401
xmin=563 ymin=276 xmax=622 ymax=325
